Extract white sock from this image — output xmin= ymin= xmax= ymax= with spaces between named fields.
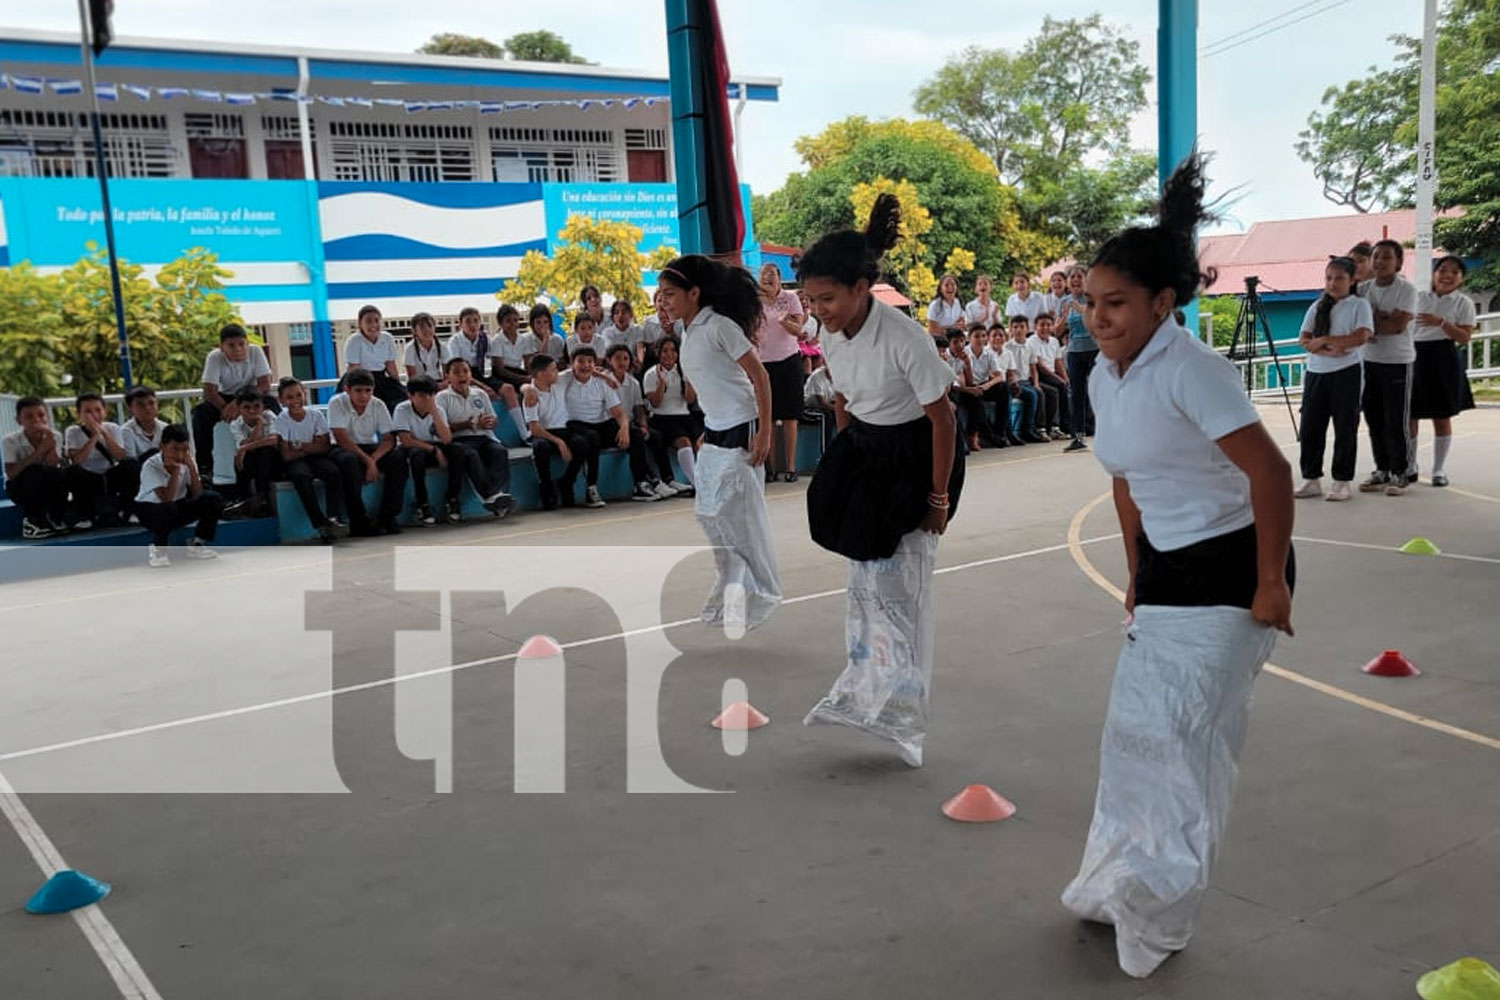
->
xmin=507 ymin=407 xmax=526 ymax=438
xmin=1433 ymin=434 xmax=1452 ymax=476
xmin=677 ymin=446 xmax=696 ymax=485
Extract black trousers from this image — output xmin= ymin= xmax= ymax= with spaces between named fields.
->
xmin=330 ymin=445 xmax=408 ymax=525
xmin=67 ymin=459 xmax=140 ymax=519
xmin=1066 ymin=350 xmax=1098 ymax=436
xmin=531 ymin=429 xmax=592 ymax=503
xmin=569 ymin=420 xmax=651 ymax=485
xmin=407 ymin=444 xmax=468 ymax=506
xmin=136 ymin=491 xmax=223 ymax=546
xmin=449 ymin=435 xmax=511 ymax=497
xmin=8 ymin=464 xmax=68 ymax=523
xmin=1300 ymin=366 xmax=1362 ymax=482
xmin=1037 ymin=369 xmax=1071 ymax=433
xmin=192 ymin=395 xmax=280 ymax=470
xmin=283 ymin=454 xmax=344 ymax=524
xmin=953 ymin=391 xmax=997 ymax=443
xmin=1033 ymin=380 xmax=1060 ymax=432
xmin=371 ymin=371 xmax=409 ymax=413
xmin=236 ymin=447 xmax=280 ymax=503
xmin=1362 ymin=360 xmax=1413 ymax=476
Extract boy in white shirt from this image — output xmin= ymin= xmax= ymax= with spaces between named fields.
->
xmin=556 ymin=346 xmax=651 ymax=506
xmin=120 ymin=385 xmax=165 ymax=461
xmin=1005 ymin=273 xmax=1045 ymax=325
xmin=394 ymin=377 xmax=473 ymax=526
xmin=521 ymin=355 xmax=596 ymax=510
xmin=344 ymin=304 xmax=409 ymax=412
xmin=274 ymin=376 xmax=348 ymax=543
xmin=605 ymin=344 xmax=685 ymax=498
xmin=3 ymin=395 xmax=70 ymax=538
xmin=983 ymin=325 xmax=1028 ymax=446
xmin=1028 ymin=314 xmax=1071 ymax=439
xmin=135 ymin=424 xmax=222 ymax=567
xmin=447 ymin=307 xmax=498 ymax=396
xmin=229 ymin=387 xmax=281 ymax=518
xmin=953 ymin=327 xmax=1005 ymax=450
xmin=1357 ymin=239 xmax=1419 ymax=494
xmin=434 ymin=358 xmax=516 ymax=520
xmin=327 ymin=369 xmax=408 ymax=536
xmin=403 ymin=311 xmax=451 ymax=387
xmin=487 ymin=305 xmax=533 ymax=442
xmin=1006 ymin=317 xmax=1050 ymax=443
xmin=564 ymin=313 xmax=609 ymax=362
xmin=65 ymin=391 xmax=138 ymax=527
xmin=192 ymin=323 xmax=275 ymax=477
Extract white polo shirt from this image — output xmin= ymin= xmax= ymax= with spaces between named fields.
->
xmin=533 ymin=332 xmax=568 ymax=361
xmin=607 ymin=323 xmax=647 ymax=355
xmin=64 ymin=422 xmax=125 ymax=474
xmin=392 ymin=400 xmax=440 ymax=443
xmin=3 ymin=427 xmax=64 ymax=466
xmin=565 ymin=332 xmax=609 ymax=359
xmin=1413 ymin=289 xmax=1477 ymax=343
xmin=274 ymin=408 xmax=329 ymax=447
xmin=344 ymin=331 xmax=400 ymax=371
xmin=965 ymin=299 xmax=1001 ymax=328
xmin=135 ymin=452 xmax=190 ymax=504
xmin=984 ymin=345 xmax=1019 ymax=379
xmin=404 ymin=338 xmax=450 ymax=380
xmin=1028 ymin=334 xmax=1062 ymax=369
xmin=522 ymin=385 xmax=572 ymax=433
xmin=968 ymin=345 xmax=1002 ymax=385
xmin=1300 ymin=295 xmax=1373 ymax=374
xmin=229 ymin=414 xmax=277 ymax=447
xmin=1358 ymin=277 xmax=1418 ymax=364
xmin=557 ymin=371 xmax=622 ymax=423
xmin=822 ymin=298 xmax=955 ymax=426
xmin=446 ymin=332 xmax=489 ymax=372
xmin=435 ymin=386 xmax=498 ymax=439
xmin=804 ymin=366 xmax=835 ymax=407
xmin=679 ymin=306 xmax=758 ymax=431
xmin=1091 ymin=318 xmax=1261 ymax=552
xmin=119 ymin=418 xmax=164 ymax=458
xmin=326 ymin=392 xmax=394 ymax=447
xmin=925 ymin=297 xmax=965 ymax=330
xmin=202 ymin=346 xmax=271 ymax=393
xmin=1005 ymin=338 xmax=1036 ymax=378
xmin=488 ymin=331 xmax=534 ymax=371
xmin=613 ymin=372 xmax=646 ymax=415
xmin=642 ymin=364 xmax=690 ymax=416
xmin=1005 ymin=292 xmax=1044 ymax=324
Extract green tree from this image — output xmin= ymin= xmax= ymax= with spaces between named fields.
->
xmin=498 ymin=214 xmax=675 ymax=325
xmin=1198 ymin=295 xmax=1242 ymax=348
xmin=0 ymin=263 xmax=66 ymax=397
xmin=417 ymin=33 xmax=505 ymax=59
xmin=1296 ymin=64 xmax=1417 ymax=213
xmin=504 ymin=30 xmax=587 ymax=64
xmin=913 ymin=15 xmax=1155 ymax=258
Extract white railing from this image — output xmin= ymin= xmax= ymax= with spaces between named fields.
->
xmin=1224 ymin=316 xmax=1500 ymax=400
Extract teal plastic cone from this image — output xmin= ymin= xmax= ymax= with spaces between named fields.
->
xmin=1400 ymin=537 xmax=1442 ymax=556
xmin=25 ymin=869 xmax=111 ymax=914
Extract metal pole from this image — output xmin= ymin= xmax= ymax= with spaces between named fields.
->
xmin=76 ymin=0 xmax=133 ymax=389
xmin=732 ymin=81 xmax=747 ymax=181
xmin=1413 ymin=0 xmax=1438 ymax=292
xmin=1158 ymin=0 xmax=1200 ymax=333
xmin=665 ymin=0 xmax=712 ymax=256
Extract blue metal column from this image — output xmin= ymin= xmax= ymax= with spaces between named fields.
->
xmin=665 ymin=0 xmax=713 ymax=256
xmin=1158 ymin=0 xmax=1200 ymax=333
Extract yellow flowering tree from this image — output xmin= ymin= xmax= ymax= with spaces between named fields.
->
xmin=851 ymin=177 xmax=939 ymax=303
xmin=498 ymin=214 xmax=677 ymax=327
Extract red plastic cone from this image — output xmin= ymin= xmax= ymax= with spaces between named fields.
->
xmin=711 ymin=701 xmax=769 ymax=730
xmin=518 ymin=635 xmax=563 ymax=659
xmin=941 ymin=784 xmax=1017 ymax=823
xmin=1363 ymin=649 xmax=1421 ymax=677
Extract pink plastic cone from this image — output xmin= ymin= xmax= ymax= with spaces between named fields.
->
xmin=941 ymin=784 xmax=1017 ymax=823
xmin=711 ymin=701 xmax=769 ymax=730
xmin=1363 ymin=649 xmax=1421 ymax=677
xmin=518 ymin=635 xmax=563 ymax=659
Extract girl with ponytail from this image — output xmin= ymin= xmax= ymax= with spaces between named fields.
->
xmin=797 ymin=192 xmax=965 ymax=769
xmin=1059 ymin=153 xmax=1297 ymax=979
xmin=1295 ymin=256 xmax=1372 ymax=501
xmin=657 ymin=255 xmax=781 ymax=631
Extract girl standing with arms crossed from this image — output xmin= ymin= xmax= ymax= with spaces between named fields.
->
xmin=657 ymin=256 xmax=782 ymax=632
xmin=1409 ymin=256 xmax=1477 ymax=486
xmin=1059 ymin=154 xmax=1295 ymax=978
xmin=1294 ymin=257 xmax=1372 ymax=502
xmin=798 ymin=194 xmax=964 ymax=768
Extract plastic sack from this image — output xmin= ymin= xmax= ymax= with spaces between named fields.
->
xmin=1061 ymin=604 xmax=1277 ymax=978
xmin=1417 ymin=958 xmax=1500 ymax=1000
xmin=693 ymin=443 xmax=782 ymax=632
xmin=804 ymin=530 xmax=939 ymax=767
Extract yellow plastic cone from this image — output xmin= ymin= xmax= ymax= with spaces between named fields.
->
xmin=1400 ymin=537 xmax=1442 ymax=556
xmin=1416 ymin=957 xmax=1500 ymax=1000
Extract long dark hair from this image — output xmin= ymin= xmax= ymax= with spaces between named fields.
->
xmin=658 ymin=256 xmax=763 ymax=342
xmin=1091 ymin=151 xmax=1217 ymax=308
xmin=1313 ymin=256 xmax=1357 ymax=337
xmin=795 ymin=192 xmax=901 ymax=289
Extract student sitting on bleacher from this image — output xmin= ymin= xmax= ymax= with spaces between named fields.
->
xmin=527 ymin=304 xmax=568 ymax=364
xmin=642 ymin=334 xmax=700 ymax=491
xmin=4 ymin=395 xmax=71 ymax=539
xmin=274 ymin=376 xmax=348 ymax=544
xmin=522 ymin=355 xmax=595 ymax=510
xmin=558 ymin=346 xmax=660 ymax=505
xmin=394 ymin=376 xmax=473 ymax=527
xmin=65 ymin=391 xmax=139 ymax=527
xmin=120 ymin=385 xmax=164 ymax=461
xmin=327 ymin=370 xmax=408 ymax=537
xmin=345 ymin=305 xmax=409 ymax=411
xmin=403 ymin=311 xmax=451 ymax=388
xmin=136 ymin=424 xmax=222 ymax=568
xmin=230 ymin=387 xmax=281 ymax=519
xmin=565 ymin=313 xmax=608 ymax=361
xmin=801 ymin=351 xmax=838 ymax=453
xmin=487 ymin=305 xmax=532 ymax=442
xmin=192 ymin=323 xmax=276 ymax=478
xmin=434 ymin=358 xmax=517 ymax=520
xmin=605 ymin=344 xmax=688 ymax=498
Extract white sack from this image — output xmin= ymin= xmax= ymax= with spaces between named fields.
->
xmin=693 ymin=443 xmax=782 ymax=631
xmin=804 ymin=530 xmax=939 ymax=767
xmin=1061 ymin=603 xmax=1277 ymax=978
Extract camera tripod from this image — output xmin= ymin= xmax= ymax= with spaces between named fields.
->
xmin=1226 ymin=276 xmax=1299 ymax=437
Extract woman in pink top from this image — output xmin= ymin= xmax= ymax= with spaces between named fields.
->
xmin=754 ymin=262 xmax=808 ymax=482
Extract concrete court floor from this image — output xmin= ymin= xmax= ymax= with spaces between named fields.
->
xmin=1 ymin=403 xmax=1497 ymax=1000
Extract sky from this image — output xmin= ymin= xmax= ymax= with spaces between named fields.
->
xmin=6 ymin=0 xmax=1424 ymax=236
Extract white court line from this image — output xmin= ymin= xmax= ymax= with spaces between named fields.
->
xmin=0 ymin=536 xmax=1113 ymax=766
xmin=1292 ymin=534 xmax=1500 ymax=566
xmin=0 ymin=770 xmax=164 ymax=999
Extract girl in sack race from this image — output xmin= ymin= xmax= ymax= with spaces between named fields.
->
xmin=657 ymin=256 xmax=783 ymax=632
xmin=797 ymin=194 xmax=966 ymax=768
xmin=1059 ymin=152 xmax=1296 ymax=979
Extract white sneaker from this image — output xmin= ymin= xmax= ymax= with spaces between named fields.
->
xmin=1294 ymin=479 xmax=1323 ymax=499
xmin=185 ymin=538 xmax=219 ymax=560
xmin=21 ymin=518 xmax=57 ymax=540
xmin=1325 ymin=481 xmax=1352 ymax=502
xmin=1432 ymin=472 xmax=1449 ymax=487
xmin=664 ymin=480 xmax=694 ymax=496
xmin=148 ymin=544 xmax=171 ymax=568
xmin=650 ymin=480 xmax=676 ymax=499
xmin=584 ymin=486 xmax=606 ymax=509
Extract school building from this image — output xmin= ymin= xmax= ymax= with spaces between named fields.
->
xmin=0 ymin=28 xmax=779 ymax=382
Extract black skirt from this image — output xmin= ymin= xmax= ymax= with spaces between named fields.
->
xmin=650 ymin=412 xmax=703 ymax=443
xmin=1411 ymin=339 xmax=1475 ymax=419
xmin=807 ymin=415 xmax=965 ymax=562
xmin=1136 ymin=523 xmax=1296 ymax=610
xmin=763 ymin=355 xmax=806 ymax=421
